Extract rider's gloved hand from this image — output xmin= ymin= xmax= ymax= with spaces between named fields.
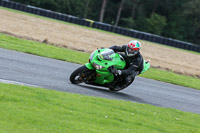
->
xmin=117 ymin=70 xmax=122 ymax=76
xmin=108 ymin=66 xmax=122 ymax=76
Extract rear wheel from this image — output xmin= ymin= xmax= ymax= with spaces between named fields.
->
xmin=109 ymin=84 xmax=126 ymax=91
xmin=108 ymin=77 xmax=125 ymax=91
xmin=109 ymin=75 xmax=135 ymax=91
xmin=70 ymin=65 xmax=92 ymax=84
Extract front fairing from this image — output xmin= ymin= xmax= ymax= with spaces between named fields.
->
xmin=89 ymin=49 xmax=126 ymax=69
xmin=88 ymin=48 xmax=126 ymax=84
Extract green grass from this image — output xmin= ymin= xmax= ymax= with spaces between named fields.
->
xmin=0 ymin=83 xmax=200 ymax=133
xmin=1 ymin=6 xmax=200 ymax=55
xmin=0 ymin=33 xmax=200 ymax=90
xmin=0 ymin=33 xmax=89 ymax=64
xmin=140 ymin=68 xmax=200 ymax=89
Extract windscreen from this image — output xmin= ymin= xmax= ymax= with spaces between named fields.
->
xmin=98 ymin=49 xmax=115 ymax=61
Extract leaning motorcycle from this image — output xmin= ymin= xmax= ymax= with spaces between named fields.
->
xmin=70 ymin=48 xmax=150 ymax=91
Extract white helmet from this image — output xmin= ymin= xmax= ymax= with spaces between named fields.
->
xmin=126 ymin=40 xmax=141 ymax=57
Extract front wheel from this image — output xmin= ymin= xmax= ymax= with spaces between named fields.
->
xmin=70 ymin=65 xmax=91 ymax=84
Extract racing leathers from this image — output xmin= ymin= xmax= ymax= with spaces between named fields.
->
xmin=108 ymin=45 xmax=144 ymax=90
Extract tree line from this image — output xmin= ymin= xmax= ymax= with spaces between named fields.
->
xmin=11 ymin=0 xmax=200 ymax=45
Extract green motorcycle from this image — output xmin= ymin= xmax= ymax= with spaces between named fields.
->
xmin=70 ymin=48 xmax=150 ymax=91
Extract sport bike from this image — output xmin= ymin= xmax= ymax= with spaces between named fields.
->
xmin=70 ymin=48 xmax=150 ymax=91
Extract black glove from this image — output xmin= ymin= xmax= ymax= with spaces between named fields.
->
xmin=108 ymin=66 xmax=122 ymax=76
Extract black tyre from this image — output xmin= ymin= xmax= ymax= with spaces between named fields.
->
xmin=109 ymin=75 xmax=135 ymax=91
xmin=70 ymin=65 xmax=90 ymax=84
xmin=109 ymin=86 xmax=125 ymax=91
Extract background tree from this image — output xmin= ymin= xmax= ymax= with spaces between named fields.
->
xmin=131 ymin=0 xmax=138 ymax=19
xmin=114 ymin=0 xmax=125 ymax=26
xmin=151 ymin=0 xmax=159 ymax=15
xmin=145 ymin=13 xmax=167 ymax=35
xmin=182 ymin=0 xmax=200 ymax=44
xmin=84 ymin=0 xmax=90 ymax=18
xmin=99 ymin=0 xmax=108 ymax=22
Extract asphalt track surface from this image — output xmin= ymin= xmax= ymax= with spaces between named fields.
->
xmin=0 ymin=48 xmax=200 ymax=114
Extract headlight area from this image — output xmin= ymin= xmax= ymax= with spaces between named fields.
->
xmin=93 ymin=63 xmax=105 ymax=70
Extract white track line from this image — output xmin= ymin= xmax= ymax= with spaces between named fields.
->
xmin=0 ymin=79 xmax=42 ymax=88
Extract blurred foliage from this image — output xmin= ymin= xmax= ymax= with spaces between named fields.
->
xmin=145 ymin=13 xmax=167 ymax=35
xmin=120 ymin=17 xmax=135 ymax=28
xmin=11 ymin=0 xmax=200 ymax=45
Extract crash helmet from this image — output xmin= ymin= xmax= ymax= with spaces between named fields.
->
xmin=125 ymin=40 xmax=141 ymax=57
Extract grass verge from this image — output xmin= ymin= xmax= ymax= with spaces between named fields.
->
xmin=0 ymin=33 xmax=200 ymax=90
xmin=0 ymin=33 xmax=89 ymax=64
xmin=140 ymin=68 xmax=200 ymax=89
xmin=0 ymin=83 xmax=200 ymax=133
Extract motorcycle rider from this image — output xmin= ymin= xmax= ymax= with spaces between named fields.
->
xmin=108 ymin=40 xmax=144 ymax=90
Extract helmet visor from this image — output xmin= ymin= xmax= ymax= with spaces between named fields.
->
xmin=126 ymin=47 xmax=139 ymax=56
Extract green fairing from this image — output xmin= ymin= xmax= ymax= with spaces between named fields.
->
xmin=141 ymin=60 xmax=150 ymax=74
xmin=86 ymin=48 xmax=126 ymax=84
xmin=95 ymin=70 xmax=114 ymax=84
xmin=85 ymin=48 xmax=150 ymax=85
xmin=85 ymin=63 xmax=94 ymax=70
